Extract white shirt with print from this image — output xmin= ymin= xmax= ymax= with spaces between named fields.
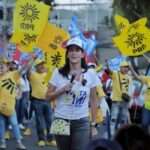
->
xmin=50 ymin=69 xmax=98 ymax=120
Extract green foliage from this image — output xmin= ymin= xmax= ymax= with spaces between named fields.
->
xmin=110 ymin=0 xmax=150 ymax=32
xmin=36 ymin=0 xmax=53 ymax=6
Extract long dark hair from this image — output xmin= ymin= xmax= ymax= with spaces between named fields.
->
xmin=59 ymin=46 xmax=88 ymax=78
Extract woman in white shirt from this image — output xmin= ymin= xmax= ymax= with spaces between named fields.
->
xmin=45 ymin=37 xmax=98 ymax=150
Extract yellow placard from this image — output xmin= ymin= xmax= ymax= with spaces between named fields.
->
xmin=43 ymin=50 xmax=65 ymax=69
xmin=113 ymin=17 xmax=150 ymax=56
xmin=115 ymin=15 xmax=129 ymax=32
xmin=10 ymin=31 xmax=39 ymax=53
xmin=95 ymin=64 xmax=103 ymax=72
xmin=43 ymin=50 xmax=66 ymax=83
xmin=13 ymin=0 xmax=50 ymax=34
xmin=37 ymin=22 xmax=70 ymax=52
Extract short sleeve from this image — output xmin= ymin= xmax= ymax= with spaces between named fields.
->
xmin=49 ymin=69 xmax=59 ymax=87
xmin=88 ymin=70 xmax=100 ymax=88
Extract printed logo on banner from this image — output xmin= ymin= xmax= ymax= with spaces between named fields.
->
xmin=113 ymin=17 xmax=150 ymax=56
xmin=20 ymin=3 xmax=40 ymax=23
xmin=23 ymin=33 xmax=38 ymax=44
xmin=49 ymin=35 xmax=63 ymax=50
xmin=51 ymin=52 xmax=62 ymax=68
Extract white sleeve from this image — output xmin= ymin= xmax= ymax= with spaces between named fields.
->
xmin=49 ymin=69 xmax=59 ymax=87
xmin=88 ymin=70 xmax=100 ymax=88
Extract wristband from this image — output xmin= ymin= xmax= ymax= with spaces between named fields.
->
xmin=91 ymin=122 xmax=99 ymax=128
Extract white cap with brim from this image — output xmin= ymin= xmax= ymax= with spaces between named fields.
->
xmin=66 ymin=38 xmax=83 ymax=50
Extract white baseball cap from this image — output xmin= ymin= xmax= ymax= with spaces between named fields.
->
xmin=66 ymin=38 xmax=83 ymax=50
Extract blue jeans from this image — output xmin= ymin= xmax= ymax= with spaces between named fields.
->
xmin=55 ymin=117 xmax=90 ymax=150
xmin=141 ymin=106 xmax=150 ymax=131
xmin=15 ymin=91 xmax=29 ymax=124
xmin=31 ymin=98 xmax=54 ymax=141
xmin=0 ymin=111 xmax=21 ymax=143
xmin=110 ymin=101 xmax=128 ymax=136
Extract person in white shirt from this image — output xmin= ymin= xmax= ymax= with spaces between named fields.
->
xmin=45 ymin=37 xmax=99 ymax=150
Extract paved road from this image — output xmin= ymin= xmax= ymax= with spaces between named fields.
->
xmin=6 ymin=123 xmax=105 ymax=150
xmin=6 ymin=127 xmax=58 ymax=150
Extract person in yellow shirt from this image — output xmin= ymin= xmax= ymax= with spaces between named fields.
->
xmin=27 ymin=56 xmax=56 ymax=147
xmin=129 ymin=54 xmax=150 ymax=132
xmin=0 ymin=58 xmax=27 ymax=149
xmin=105 ymin=59 xmax=131 ymax=137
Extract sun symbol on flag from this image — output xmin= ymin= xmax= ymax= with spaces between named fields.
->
xmin=24 ymin=33 xmax=38 ymax=44
xmin=125 ymin=32 xmax=145 ymax=48
xmin=53 ymin=36 xmax=63 ymax=44
xmin=51 ymin=52 xmax=62 ymax=68
xmin=20 ymin=2 xmax=40 ymax=23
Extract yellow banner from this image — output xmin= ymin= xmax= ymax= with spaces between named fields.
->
xmin=115 ymin=15 xmax=129 ymax=32
xmin=113 ymin=17 xmax=150 ymax=56
xmin=43 ymin=51 xmax=66 ymax=83
xmin=95 ymin=64 xmax=103 ymax=72
xmin=13 ymin=0 xmax=50 ymax=34
xmin=37 ymin=22 xmax=70 ymax=52
xmin=10 ymin=31 xmax=39 ymax=53
xmin=43 ymin=50 xmax=65 ymax=69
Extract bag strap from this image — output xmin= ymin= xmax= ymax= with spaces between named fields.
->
xmin=118 ymin=72 xmax=122 ymax=92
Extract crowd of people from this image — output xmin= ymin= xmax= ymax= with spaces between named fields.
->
xmin=0 ymin=37 xmax=150 ymax=150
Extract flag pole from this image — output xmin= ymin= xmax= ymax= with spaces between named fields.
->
xmin=2 ymin=0 xmax=8 ymax=58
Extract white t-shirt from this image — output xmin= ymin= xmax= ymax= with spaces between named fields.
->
xmin=20 ymin=75 xmax=30 ymax=92
xmin=50 ymin=69 xmax=98 ymax=120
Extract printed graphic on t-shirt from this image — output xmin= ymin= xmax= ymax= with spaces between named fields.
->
xmin=2 ymin=78 xmax=15 ymax=95
xmin=67 ymin=90 xmax=87 ymax=107
xmin=121 ymin=78 xmax=129 ymax=90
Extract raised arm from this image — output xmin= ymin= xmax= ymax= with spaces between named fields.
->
xmin=27 ymin=55 xmax=38 ymax=76
xmin=129 ymin=64 xmax=142 ymax=82
xmin=143 ymin=54 xmax=150 ymax=64
xmin=18 ymin=57 xmax=32 ymax=75
xmin=105 ymin=59 xmax=113 ymax=75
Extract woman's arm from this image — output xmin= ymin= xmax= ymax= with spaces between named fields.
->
xmin=90 ymin=86 xmax=99 ymax=137
xmin=45 ymin=83 xmax=73 ymax=101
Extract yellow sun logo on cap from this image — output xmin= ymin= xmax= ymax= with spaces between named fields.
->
xmin=20 ymin=2 xmax=40 ymax=23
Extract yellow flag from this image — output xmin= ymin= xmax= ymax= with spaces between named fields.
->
xmin=43 ymin=51 xmax=66 ymax=83
xmin=37 ymin=22 xmax=70 ymax=52
xmin=115 ymin=15 xmax=129 ymax=32
xmin=13 ymin=0 xmax=50 ymax=34
xmin=113 ymin=17 xmax=150 ymax=56
xmin=43 ymin=50 xmax=65 ymax=69
xmin=10 ymin=31 xmax=39 ymax=53
xmin=95 ymin=64 xmax=103 ymax=72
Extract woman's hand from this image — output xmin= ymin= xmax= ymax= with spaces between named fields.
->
xmin=63 ymin=83 xmax=74 ymax=93
xmin=91 ymin=126 xmax=98 ymax=138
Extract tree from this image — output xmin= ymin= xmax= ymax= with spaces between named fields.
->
xmin=36 ymin=0 xmax=54 ymax=6
xmin=112 ymin=0 xmax=150 ymax=23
